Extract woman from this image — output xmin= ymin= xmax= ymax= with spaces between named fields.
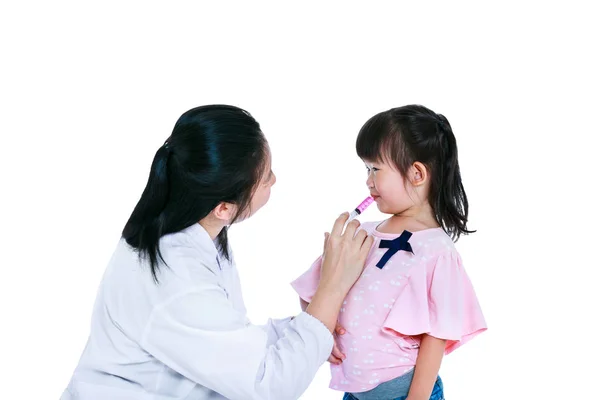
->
xmin=61 ymin=105 xmax=374 ymax=400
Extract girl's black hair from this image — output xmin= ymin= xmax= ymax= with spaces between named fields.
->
xmin=356 ymin=104 xmax=474 ymax=241
xmin=122 ymin=105 xmax=268 ymax=282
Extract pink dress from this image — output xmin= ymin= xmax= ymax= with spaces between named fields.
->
xmin=291 ymin=221 xmax=487 ymax=393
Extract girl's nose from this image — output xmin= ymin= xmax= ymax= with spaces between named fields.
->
xmin=366 ymin=173 xmax=374 ymax=188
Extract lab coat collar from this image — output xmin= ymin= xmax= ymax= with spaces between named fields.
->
xmin=182 ymin=223 xmax=220 ymax=262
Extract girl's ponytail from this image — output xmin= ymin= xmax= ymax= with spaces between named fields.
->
xmin=433 ymin=115 xmax=473 ymax=240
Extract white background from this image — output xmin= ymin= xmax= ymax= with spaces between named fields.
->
xmin=1 ymin=1 xmax=599 ymax=399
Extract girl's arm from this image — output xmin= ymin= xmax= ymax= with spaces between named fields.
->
xmin=406 ymin=334 xmax=446 ymax=400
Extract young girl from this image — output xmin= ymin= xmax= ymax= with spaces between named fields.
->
xmin=292 ymin=105 xmax=487 ymax=400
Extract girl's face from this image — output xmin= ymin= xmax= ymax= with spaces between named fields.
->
xmin=364 ymin=158 xmax=416 ymax=215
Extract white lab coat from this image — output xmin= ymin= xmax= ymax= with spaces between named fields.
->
xmin=61 ymin=223 xmax=333 ymax=399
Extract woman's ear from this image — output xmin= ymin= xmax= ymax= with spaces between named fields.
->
xmin=212 ymin=202 xmax=237 ymax=223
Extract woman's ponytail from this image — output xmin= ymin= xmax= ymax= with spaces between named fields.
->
xmin=122 ymin=143 xmax=172 ymax=282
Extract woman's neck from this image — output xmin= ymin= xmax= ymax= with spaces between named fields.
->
xmin=199 ymin=216 xmax=227 ymax=240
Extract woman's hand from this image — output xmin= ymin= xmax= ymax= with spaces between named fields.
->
xmin=328 ymin=323 xmax=346 ymax=364
xmin=306 ymin=213 xmax=373 ymax=333
xmin=319 ymin=213 xmax=373 ymax=294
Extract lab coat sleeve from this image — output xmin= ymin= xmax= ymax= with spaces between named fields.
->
xmin=141 ymin=282 xmax=333 ymax=400
xmin=260 ymin=317 xmax=295 ymax=347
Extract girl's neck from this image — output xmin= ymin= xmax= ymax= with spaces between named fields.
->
xmin=379 ymin=203 xmax=439 ymax=234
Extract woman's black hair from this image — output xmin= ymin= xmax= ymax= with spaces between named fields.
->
xmin=356 ymin=104 xmax=474 ymax=241
xmin=122 ymin=105 xmax=268 ymax=282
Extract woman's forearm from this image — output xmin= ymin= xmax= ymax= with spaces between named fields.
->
xmin=407 ymin=334 xmax=446 ymax=400
xmin=305 ymin=283 xmax=345 ymax=333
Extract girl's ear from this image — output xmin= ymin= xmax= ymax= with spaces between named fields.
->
xmin=409 ymin=162 xmax=428 ymax=186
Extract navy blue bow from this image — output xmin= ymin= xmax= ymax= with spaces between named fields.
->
xmin=376 ymin=230 xmax=414 ymax=269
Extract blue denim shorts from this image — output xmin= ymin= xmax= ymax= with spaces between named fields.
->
xmin=342 ymin=375 xmax=444 ymax=400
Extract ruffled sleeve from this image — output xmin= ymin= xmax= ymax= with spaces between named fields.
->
xmin=381 ymin=251 xmax=487 ymax=354
xmin=290 ymin=256 xmax=322 ymax=303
